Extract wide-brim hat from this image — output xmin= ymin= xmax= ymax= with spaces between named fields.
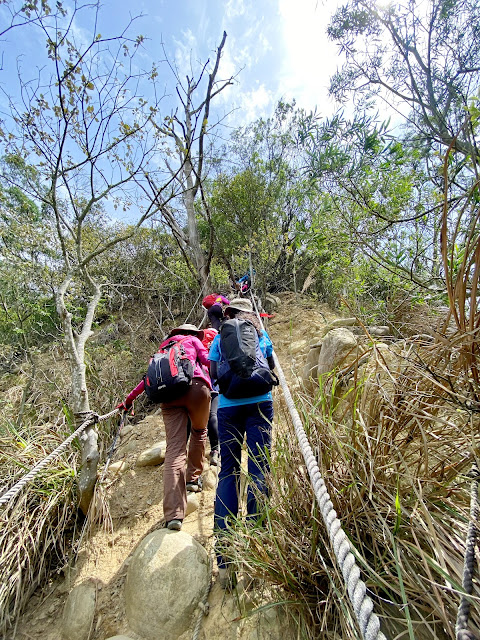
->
xmin=169 ymin=324 xmax=205 ymax=340
xmin=228 ymin=298 xmax=253 ymax=313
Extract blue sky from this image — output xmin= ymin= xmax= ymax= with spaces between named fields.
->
xmin=1 ymin=0 xmax=344 ymax=130
xmin=32 ymin=0 xmax=343 ymax=125
xmin=153 ymin=0 xmax=344 ymax=123
xmin=0 ymin=0 xmax=347 ymax=222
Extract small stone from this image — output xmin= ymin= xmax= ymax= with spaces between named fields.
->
xmin=186 ymin=493 xmax=200 ymax=516
xmin=120 ymin=424 xmax=134 ymax=438
xmin=136 ymin=442 xmax=166 ymax=467
xmin=329 ymin=317 xmax=357 ymax=327
xmin=289 ymin=339 xmax=307 ymax=354
xmin=123 ymin=440 xmax=137 ymax=454
xmin=61 ymin=580 xmax=96 ymax=640
xmin=202 ymin=467 xmax=218 ymax=490
xmin=108 ymin=460 xmax=127 ymax=473
xmin=368 ymin=326 xmax=391 ymax=337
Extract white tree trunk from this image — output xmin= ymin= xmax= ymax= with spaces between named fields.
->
xmin=56 ymin=274 xmax=101 ymax=515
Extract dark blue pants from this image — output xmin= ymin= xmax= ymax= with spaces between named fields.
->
xmin=214 ymin=401 xmax=273 ymax=568
xmin=208 ymin=393 xmax=219 ymax=451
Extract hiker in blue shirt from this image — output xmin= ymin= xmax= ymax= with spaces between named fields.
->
xmin=208 ymin=297 xmax=276 ymax=589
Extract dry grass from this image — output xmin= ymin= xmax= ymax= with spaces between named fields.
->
xmin=0 ymin=417 xmax=78 ymax=634
xmin=226 ymin=152 xmax=480 ymax=640
xmin=225 ymin=328 xmax=480 ymax=639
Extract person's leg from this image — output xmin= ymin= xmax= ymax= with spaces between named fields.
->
xmin=161 ymin=404 xmax=189 ymax=523
xmin=207 ymin=394 xmax=219 ymax=464
xmin=214 ymin=404 xmax=246 ymax=568
xmin=184 ymin=379 xmax=210 ymax=483
xmin=245 ymin=401 xmax=273 ymax=520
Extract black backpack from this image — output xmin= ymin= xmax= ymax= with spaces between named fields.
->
xmin=217 ymin=318 xmax=278 ymax=399
xmin=144 ymin=337 xmax=194 ymax=403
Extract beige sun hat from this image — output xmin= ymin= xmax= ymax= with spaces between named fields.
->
xmin=227 ymin=298 xmax=253 ymax=313
xmin=169 ymin=324 xmax=205 ymax=340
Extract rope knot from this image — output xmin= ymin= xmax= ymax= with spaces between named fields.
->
xmin=75 ymin=410 xmax=99 ymax=425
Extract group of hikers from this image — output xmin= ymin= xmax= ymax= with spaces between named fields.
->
xmin=117 ymin=288 xmax=278 ymax=588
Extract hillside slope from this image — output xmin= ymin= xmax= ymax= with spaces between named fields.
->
xmin=11 ymin=294 xmax=337 ymax=640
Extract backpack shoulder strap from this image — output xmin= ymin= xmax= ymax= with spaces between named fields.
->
xmin=159 ymin=335 xmax=190 ymax=351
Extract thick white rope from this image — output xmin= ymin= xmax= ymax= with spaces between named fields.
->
xmin=455 ymin=461 xmax=479 ymax=640
xmin=250 ymin=293 xmax=387 ymax=640
xmin=0 ymin=408 xmax=119 ymax=508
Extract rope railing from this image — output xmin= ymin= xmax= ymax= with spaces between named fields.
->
xmin=0 ymin=407 xmax=119 ymax=509
xmin=455 ymin=460 xmax=480 ymax=640
xmin=250 ymin=292 xmax=387 ymax=640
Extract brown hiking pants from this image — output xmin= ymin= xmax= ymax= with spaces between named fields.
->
xmin=161 ymin=378 xmax=211 ymax=522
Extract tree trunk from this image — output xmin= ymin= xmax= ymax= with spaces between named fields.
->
xmin=56 ymin=274 xmax=101 ymax=515
xmin=183 ymin=161 xmax=210 ymax=288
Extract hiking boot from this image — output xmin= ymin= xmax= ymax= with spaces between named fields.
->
xmin=218 ymin=566 xmax=237 ymax=591
xmin=209 ymin=449 xmax=219 ymax=466
xmin=166 ymin=519 xmax=183 ymax=531
xmin=186 ymin=477 xmax=203 ymax=493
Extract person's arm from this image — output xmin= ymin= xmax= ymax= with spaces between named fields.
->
xmin=208 ymin=335 xmax=221 ymax=383
xmin=192 ymin=336 xmax=210 ymax=366
xmin=209 ymin=360 xmax=218 ymax=382
xmin=117 ymin=379 xmax=145 ymax=410
xmin=262 ymin=331 xmax=275 ymax=370
xmin=220 ymin=295 xmax=230 ymax=305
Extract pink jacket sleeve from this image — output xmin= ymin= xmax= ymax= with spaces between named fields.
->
xmin=126 ymin=379 xmax=145 ymax=405
xmin=191 ymin=336 xmax=210 ymax=367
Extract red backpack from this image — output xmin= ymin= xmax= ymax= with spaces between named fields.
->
xmin=202 ymin=293 xmax=220 ymax=309
xmin=202 ymin=328 xmax=218 ymax=350
xmin=144 ymin=337 xmax=194 ymax=403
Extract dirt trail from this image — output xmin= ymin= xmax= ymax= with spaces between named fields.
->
xmin=12 ymin=293 xmax=337 ymax=640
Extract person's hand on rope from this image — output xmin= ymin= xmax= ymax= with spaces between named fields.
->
xmin=116 ymin=400 xmax=132 ymax=414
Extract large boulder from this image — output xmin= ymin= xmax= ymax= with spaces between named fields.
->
xmin=61 ymin=580 xmax=96 ymax=640
xmin=317 ymin=328 xmax=358 ymax=376
xmin=124 ymin=529 xmax=209 ymax=640
xmin=302 ymin=344 xmax=322 ymax=387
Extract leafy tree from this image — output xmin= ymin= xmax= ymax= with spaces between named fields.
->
xmin=0 ymin=155 xmax=58 ymax=357
xmin=209 ymin=102 xmax=313 ymax=293
xmin=328 ymin=0 xmax=480 ymax=158
xmin=297 ymin=109 xmax=442 ymax=308
xmin=0 ymin=4 xmax=169 ymax=512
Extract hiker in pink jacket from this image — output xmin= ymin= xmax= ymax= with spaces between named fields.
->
xmin=118 ymin=324 xmax=212 ymax=531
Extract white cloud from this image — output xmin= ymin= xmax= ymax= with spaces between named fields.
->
xmin=173 ymin=28 xmax=198 ymax=78
xmin=276 ymin=0 xmax=342 ymax=113
xmin=236 ymin=84 xmax=274 ymax=122
xmin=225 ymin=0 xmax=246 ymax=19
